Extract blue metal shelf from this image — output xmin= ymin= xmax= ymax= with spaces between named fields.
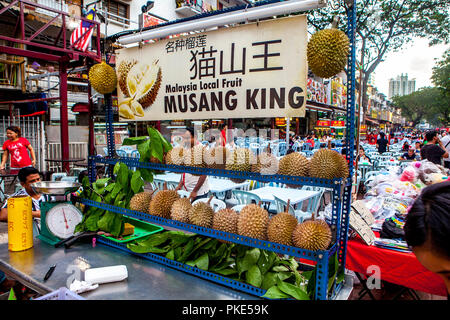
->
xmin=89 ymin=155 xmax=349 ymax=189
xmin=95 ymin=236 xmax=268 ymax=299
xmin=78 ymin=197 xmax=337 ymax=262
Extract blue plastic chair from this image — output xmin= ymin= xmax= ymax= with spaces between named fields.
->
xmin=302 ymin=143 xmax=312 ymax=151
xmin=119 ymin=146 xmax=134 ymax=153
xmin=103 ymin=147 xmax=109 ymax=156
xmin=51 ymin=172 xmax=67 ymax=181
xmin=116 ymin=149 xmax=127 ymax=157
xmin=130 ymin=149 xmax=140 ymax=159
xmin=273 ymin=196 xmax=311 ymax=223
xmin=151 ymin=179 xmax=167 ymax=191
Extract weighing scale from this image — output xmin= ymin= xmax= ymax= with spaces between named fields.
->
xmin=31 ymin=181 xmax=83 ymax=246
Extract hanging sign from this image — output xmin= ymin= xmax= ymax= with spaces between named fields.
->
xmin=116 ymin=15 xmax=308 ymax=121
xmin=331 ymin=120 xmax=345 ymax=127
xmin=316 ymin=120 xmax=330 ymax=127
xmin=275 ymin=118 xmax=286 ymax=126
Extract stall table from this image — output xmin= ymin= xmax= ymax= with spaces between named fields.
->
xmin=154 ymin=173 xmax=251 ymax=194
xmin=247 ymin=186 xmax=320 ymax=206
xmin=45 ymin=158 xmax=86 ymax=174
xmin=346 ymin=236 xmax=447 ymax=298
xmin=0 ymin=223 xmax=256 ymax=300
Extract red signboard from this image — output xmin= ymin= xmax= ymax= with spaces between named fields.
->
xmin=275 ymin=118 xmax=286 ymax=126
xmin=331 ymin=120 xmax=345 ymax=127
xmin=143 ymin=13 xmax=167 ymax=28
xmin=316 ymin=120 xmax=331 ymax=127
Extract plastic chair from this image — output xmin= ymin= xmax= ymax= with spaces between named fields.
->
xmin=177 ymin=190 xmax=190 ymax=198
xmin=231 ymin=190 xmax=261 ymax=205
xmin=277 ymin=142 xmax=287 ymax=157
xmin=192 ymin=197 xmax=226 ymax=212
xmin=151 ymin=179 xmax=166 ymax=191
xmin=166 ymin=181 xmax=178 ymax=190
xmin=201 ymin=141 xmax=209 ymax=146
xmin=273 ymin=196 xmax=311 ymax=223
xmin=115 ymin=149 xmax=127 ymax=158
xmin=302 ymin=143 xmax=312 ymax=151
xmin=231 ymin=204 xmax=246 ymax=212
xmin=249 ymin=142 xmax=260 ymax=156
xmin=119 ymin=146 xmax=134 ymax=153
xmin=357 ymin=164 xmax=372 ymax=184
xmin=103 ymin=147 xmax=109 ymax=156
xmin=130 ymin=150 xmax=140 ymax=159
xmin=51 ymin=172 xmax=67 ymax=181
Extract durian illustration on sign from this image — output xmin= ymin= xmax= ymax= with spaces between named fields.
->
xmin=117 ymin=59 xmax=162 ymax=119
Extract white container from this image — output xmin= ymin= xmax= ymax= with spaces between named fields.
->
xmin=84 ymin=265 xmax=128 ymax=284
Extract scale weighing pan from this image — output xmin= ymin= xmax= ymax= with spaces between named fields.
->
xmin=31 ymin=181 xmax=81 ymax=195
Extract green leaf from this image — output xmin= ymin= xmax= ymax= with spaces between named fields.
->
xmin=137 ymin=139 xmax=151 ymax=162
xmin=193 ymin=253 xmax=209 ymax=270
xmin=166 ymin=249 xmax=175 ymax=260
xmin=261 ymin=272 xmax=278 ymax=290
xmin=105 ymin=182 xmax=116 ymax=192
xmin=261 ymin=286 xmax=290 ymax=299
xmin=139 ymin=168 xmax=154 ymax=183
xmin=122 ymin=136 xmax=148 ymax=146
xmin=215 ymin=268 xmax=238 ymax=276
xmin=81 ymin=176 xmax=90 ymax=189
xmin=272 ymin=265 xmax=289 ymax=272
xmin=257 ymin=250 xmax=277 ymax=275
xmin=246 ymin=265 xmax=262 ymax=288
xmin=84 ymin=210 xmax=102 ymax=231
xmin=237 ymin=248 xmax=260 ymax=275
xmin=277 ymin=278 xmax=310 ymax=300
xmin=110 ymin=213 xmax=123 ymax=237
xmin=178 ymin=238 xmax=195 ymax=262
xmin=113 ymin=162 xmax=121 ymax=175
xmin=95 ymin=178 xmax=110 ymax=188
xmin=131 ymin=170 xmax=144 ymax=193
xmin=136 ymin=232 xmax=170 ymax=248
xmin=97 ymin=211 xmax=115 ymax=232
xmin=149 ymin=127 xmax=172 ymax=153
xmin=148 ymin=128 xmax=164 ymax=163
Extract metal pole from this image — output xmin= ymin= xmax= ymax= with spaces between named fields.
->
xmin=87 ymin=82 xmax=95 ymax=155
xmin=286 ymin=117 xmax=290 ymax=145
xmin=59 ymin=61 xmax=70 ymax=173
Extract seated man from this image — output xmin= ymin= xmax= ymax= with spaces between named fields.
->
xmin=401 ymin=147 xmax=418 ymax=161
xmin=0 ymin=167 xmax=45 ymax=221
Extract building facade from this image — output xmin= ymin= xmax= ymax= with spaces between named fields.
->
xmin=388 ymin=73 xmax=416 ymax=99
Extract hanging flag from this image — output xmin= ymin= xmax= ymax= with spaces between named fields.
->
xmin=70 ymin=8 xmax=96 ymax=52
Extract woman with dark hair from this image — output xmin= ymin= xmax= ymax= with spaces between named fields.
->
xmin=404 ymin=181 xmax=450 ymax=296
xmin=0 ymin=126 xmax=36 ymax=173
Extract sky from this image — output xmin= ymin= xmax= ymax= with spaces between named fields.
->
xmin=373 ymin=37 xmax=449 ymax=97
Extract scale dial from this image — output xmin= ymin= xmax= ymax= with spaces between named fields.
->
xmin=45 ymin=203 xmax=83 ymax=239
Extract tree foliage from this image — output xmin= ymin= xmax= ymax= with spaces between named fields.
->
xmin=307 ymin=0 xmax=449 ymax=119
xmin=392 ymin=87 xmax=449 ymax=127
xmin=431 ymin=49 xmax=450 ymax=98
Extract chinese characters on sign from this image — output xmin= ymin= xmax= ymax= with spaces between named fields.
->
xmin=117 ymin=15 xmax=308 ymax=121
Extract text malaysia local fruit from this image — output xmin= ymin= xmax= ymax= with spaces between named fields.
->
xmin=129 ymin=190 xmax=155 ymax=214
xmin=148 ymin=183 xmax=180 ymax=218
xmin=309 ymin=149 xmax=349 ymax=179
xmin=267 ymin=199 xmax=298 ymax=246
xmin=189 ymin=196 xmax=215 ymax=228
xmin=237 ymin=202 xmax=269 ymax=240
xmin=292 ymin=212 xmax=332 ymax=251
xmin=307 ymin=28 xmax=350 ymax=79
xmin=89 ymin=61 xmax=117 ymax=94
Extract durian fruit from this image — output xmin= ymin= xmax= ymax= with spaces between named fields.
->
xmin=119 ymin=97 xmax=144 ymax=118
xmin=189 ymin=196 xmax=215 ymax=228
xmin=225 ymin=148 xmax=257 ymax=183
xmin=251 ymin=151 xmax=279 ymax=175
xmin=237 ymin=202 xmax=269 ymax=240
xmin=267 ymin=200 xmax=298 ymax=246
xmin=129 ymin=190 xmax=155 ymax=214
xmin=278 ymin=152 xmax=309 ymax=177
xmin=126 ymin=60 xmax=162 ymax=109
xmin=170 ymin=197 xmax=192 ymax=223
xmin=89 ymin=61 xmax=117 ymax=94
xmin=307 ymin=28 xmax=350 ymax=79
xmin=117 ymin=60 xmax=137 ymax=97
xmin=204 ymin=146 xmax=231 ymax=170
xmin=183 ymin=144 xmax=207 ymax=176
xmin=213 ymin=208 xmax=239 ymax=235
xmin=165 ymin=146 xmax=186 ymax=166
xmin=292 ymin=212 xmax=332 ymax=251
xmin=148 ymin=183 xmax=180 ymax=218
xmin=309 ymin=149 xmax=349 ymax=179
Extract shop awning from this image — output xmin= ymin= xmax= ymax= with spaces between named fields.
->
xmin=365 ymin=117 xmax=379 ymax=125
